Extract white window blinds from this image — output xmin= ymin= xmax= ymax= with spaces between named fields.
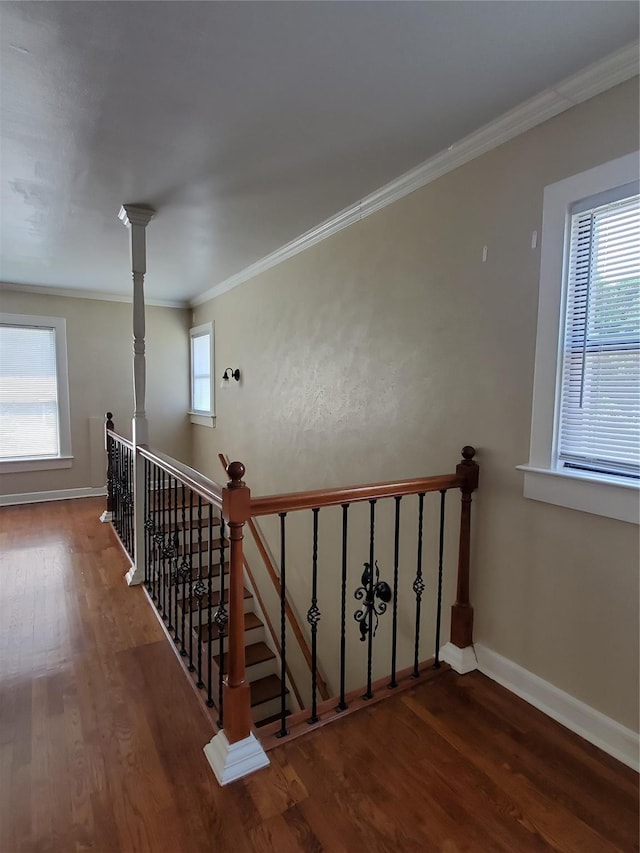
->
xmin=0 ymin=324 xmax=60 ymax=459
xmin=191 ymin=331 xmax=211 ymax=414
xmin=558 ymin=190 xmax=640 ymax=478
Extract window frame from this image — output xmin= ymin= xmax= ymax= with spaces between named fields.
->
xmin=519 ymin=151 xmax=639 ymax=525
xmin=0 ymin=312 xmax=73 ymax=473
xmin=189 ymin=322 xmax=215 ymax=427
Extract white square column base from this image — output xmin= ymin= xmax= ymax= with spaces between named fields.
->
xmin=204 ymin=730 xmax=270 ymax=786
xmin=440 ymin=642 xmax=478 ymax=674
xmin=125 ymin=564 xmax=144 ymax=585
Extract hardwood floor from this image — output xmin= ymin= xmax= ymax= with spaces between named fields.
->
xmin=0 ymin=498 xmax=637 ymax=853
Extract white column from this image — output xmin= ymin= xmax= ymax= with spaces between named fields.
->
xmin=119 ymin=204 xmax=155 ymax=586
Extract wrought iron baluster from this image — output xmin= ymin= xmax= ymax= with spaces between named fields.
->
xmin=434 ymin=489 xmax=446 ymax=668
xmin=195 ymin=496 xmax=205 ymax=688
xmin=206 ymin=510 xmax=214 ymax=708
xmin=188 ymin=489 xmax=195 ymax=671
xmin=389 ymin=495 xmax=402 ymax=689
xmin=179 ymin=483 xmax=188 ymax=656
xmin=160 ymin=469 xmax=167 ymax=620
xmin=172 ymin=476 xmax=179 ymax=642
xmin=276 ymin=512 xmax=288 ymax=738
xmin=307 ymin=508 xmax=321 ymax=724
xmin=166 ymin=474 xmax=174 ymax=631
xmin=216 ymin=518 xmax=227 ymax=726
xmin=337 ymin=503 xmax=349 ymax=712
xmin=143 ymin=458 xmax=149 ymax=589
xmin=412 ymin=493 xmax=426 ymax=677
xmin=365 ymin=499 xmax=376 ymax=699
xmin=128 ymin=448 xmax=134 ymax=558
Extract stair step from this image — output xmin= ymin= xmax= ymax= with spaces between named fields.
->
xmin=214 ymin=642 xmax=275 ymax=671
xmin=184 ymin=587 xmax=252 ymax=613
xmin=255 ymin=709 xmax=291 ymax=729
xmin=164 ymin=561 xmax=229 ymax=586
xmin=178 ymin=537 xmax=227 ymax=556
xmin=251 ymin=674 xmax=288 ymax=708
xmin=197 ymin=611 xmax=263 ymax=642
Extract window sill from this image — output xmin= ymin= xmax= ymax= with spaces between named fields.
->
xmin=189 ymin=413 xmax=216 ymax=428
xmin=1 ymin=455 xmax=74 ymax=474
xmin=517 ymin=464 xmax=639 ymax=524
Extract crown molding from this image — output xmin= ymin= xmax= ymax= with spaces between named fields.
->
xmin=0 ymin=281 xmax=188 ymax=310
xmin=191 ymin=40 xmax=639 ymax=308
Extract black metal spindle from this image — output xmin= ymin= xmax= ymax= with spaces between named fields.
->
xmin=160 ymin=469 xmax=167 ymax=619
xmin=128 ymin=448 xmax=134 ymax=558
xmin=172 ymin=476 xmax=179 ymax=642
xmin=434 ymin=489 xmax=446 ymax=668
xmin=143 ymin=458 xmax=149 ymax=589
xmin=216 ymin=518 xmax=227 ymax=726
xmin=276 ymin=512 xmax=288 ymax=738
xmin=337 ymin=503 xmax=349 ymax=712
xmin=196 ymin=496 xmax=204 ymax=688
xmin=206 ymin=509 xmax=214 ymax=707
xmin=307 ymin=508 xmax=321 ymax=723
xmin=389 ymin=495 xmax=402 ymax=688
xmin=166 ymin=474 xmax=174 ymax=631
xmin=188 ymin=490 xmax=195 ymax=671
xmin=180 ymin=483 xmax=188 ymax=656
xmin=412 ymin=493 xmax=426 ymax=678
xmin=364 ymin=499 xmax=376 ymax=700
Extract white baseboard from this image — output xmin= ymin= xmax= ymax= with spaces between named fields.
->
xmin=203 ymin=730 xmax=270 ymax=785
xmin=440 ymin=642 xmax=478 ymax=674
xmin=475 ymin=643 xmax=639 ymax=772
xmin=0 ymin=486 xmax=107 ymax=507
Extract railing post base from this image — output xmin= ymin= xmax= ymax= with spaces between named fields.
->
xmin=450 ymin=602 xmax=474 ymax=649
xmin=99 ymin=510 xmax=113 ymax=523
xmin=203 ymin=730 xmax=269 ymax=786
xmin=440 ymin=642 xmax=478 ymax=675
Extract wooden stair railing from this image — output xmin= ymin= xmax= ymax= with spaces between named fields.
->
xmin=218 ymin=453 xmax=329 ymax=704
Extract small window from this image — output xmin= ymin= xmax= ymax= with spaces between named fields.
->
xmin=189 ymin=323 xmax=215 ymax=426
xmin=558 ymin=188 xmax=639 ymax=480
xmin=520 ymin=152 xmax=639 ymax=522
xmin=0 ymin=313 xmax=73 ymax=471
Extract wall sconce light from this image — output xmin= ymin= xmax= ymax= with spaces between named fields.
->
xmin=220 ymin=367 xmax=241 ymax=388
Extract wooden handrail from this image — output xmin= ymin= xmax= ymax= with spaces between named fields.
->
xmin=218 ymin=454 xmax=329 ymax=702
xmin=250 ymin=472 xmax=461 ymax=516
xmin=138 ymin=445 xmax=223 ymax=509
xmin=106 ymin=428 xmax=134 ymax=450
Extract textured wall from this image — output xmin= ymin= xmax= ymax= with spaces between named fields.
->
xmin=1 ymin=291 xmax=192 ymax=496
xmin=193 ymin=79 xmax=639 ymax=730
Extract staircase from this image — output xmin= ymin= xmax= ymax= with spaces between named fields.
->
xmin=150 ymin=490 xmax=291 ymax=726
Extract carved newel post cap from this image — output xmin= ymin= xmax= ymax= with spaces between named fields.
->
xmin=227 ymin=461 xmax=246 ymax=488
xmin=106 ymin=411 xmax=113 ymax=420
xmin=461 ymin=446 xmax=476 ymax=462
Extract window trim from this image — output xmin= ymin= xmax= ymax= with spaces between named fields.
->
xmin=189 ymin=322 xmax=215 ymax=427
xmin=519 ymin=151 xmax=639 ymax=525
xmin=0 ymin=312 xmax=73 ymax=473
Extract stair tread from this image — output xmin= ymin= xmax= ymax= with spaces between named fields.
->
xmin=185 ymin=586 xmax=252 ymax=613
xmin=251 ymin=674 xmax=288 ymax=707
xmin=197 ymin=611 xmax=263 ymax=642
xmin=214 ymin=642 xmax=275 ymax=669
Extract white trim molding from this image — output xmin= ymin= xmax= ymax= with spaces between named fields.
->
xmin=192 ymin=41 xmax=639 ymax=307
xmin=0 ymin=280 xmax=187 ymax=310
xmin=0 ymin=486 xmax=106 ymax=507
xmin=440 ymin=642 xmax=478 ymax=675
xmin=203 ymin=730 xmax=270 ymax=786
xmin=475 ymin=644 xmax=639 ymax=772
xmin=1 ymin=455 xmax=73 ymax=474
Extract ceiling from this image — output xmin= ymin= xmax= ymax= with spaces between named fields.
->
xmin=1 ymin=2 xmax=638 ymax=306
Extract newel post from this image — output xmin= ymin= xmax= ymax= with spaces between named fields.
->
xmin=99 ymin=412 xmax=115 ymax=523
xmin=442 ymin=446 xmax=479 ymax=674
xmin=119 ymin=204 xmax=155 ymax=586
xmin=203 ymin=462 xmax=269 ymax=785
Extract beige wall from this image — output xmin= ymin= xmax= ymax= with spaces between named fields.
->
xmin=1 ymin=290 xmax=192 ymax=496
xmin=192 ymin=78 xmax=639 ymax=731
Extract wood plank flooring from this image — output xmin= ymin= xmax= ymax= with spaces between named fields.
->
xmin=0 ymin=498 xmax=637 ymax=853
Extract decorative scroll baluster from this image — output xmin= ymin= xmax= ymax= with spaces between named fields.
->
xmin=336 ymin=503 xmax=349 ymax=712
xmin=389 ymin=495 xmax=402 ymax=689
xmin=187 ymin=490 xmax=195 ymax=672
xmin=276 ymin=512 xmax=288 ymax=738
xmin=179 ymin=484 xmax=188 ymax=656
xmin=205 ymin=511 xmax=214 ymax=708
xmin=104 ymin=412 xmax=114 ymax=520
xmin=160 ymin=469 xmax=167 ymax=620
xmin=365 ymin=500 xmax=376 ymax=699
xmin=143 ymin=458 xmax=149 ymax=588
xmin=434 ymin=489 xmax=446 ymax=668
xmin=307 ymin=508 xmax=321 ymax=724
xmin=412 ymin=493 xmax=426 ymax=678
xmin=172 ymin=477 xmax=179 ymax=642
xmin=166 ymin=475 xmax=174 ymax=632
xmin=216 ymin=518 xmax=227 ymax=725
xmin=195 ymin=496 xmax=205 ymax=689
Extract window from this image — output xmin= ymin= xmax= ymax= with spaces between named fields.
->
xmin=0 ymin=313 xmax=72 ymax=472
xmin=189 ymin=323 xmax=215 ymax=427
xmin=520 ymin=152 xmax=640 ymax=524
